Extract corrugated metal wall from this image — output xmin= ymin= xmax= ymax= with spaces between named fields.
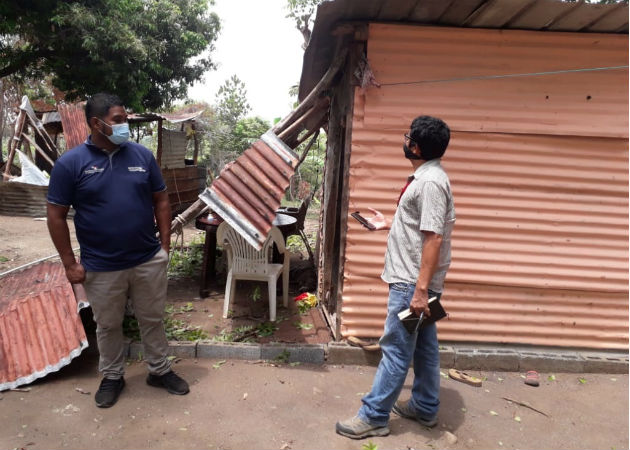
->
xmin=341 ymin=24 xmax=628 ymax=349
xmin=161 ymin=129 xmax=188 ymax=169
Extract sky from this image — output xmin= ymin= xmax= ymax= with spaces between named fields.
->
xmin=187 ymin=0 xmax=306 ymax=123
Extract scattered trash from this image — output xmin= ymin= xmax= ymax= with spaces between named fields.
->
xmin=74 ymin=387 xmax=90 ymax=395
xmin=448 ymin=369 xmax=482 ymax=387
xmin=294 ymin=322 xmax=313 ymax=330
xmin=347 ymin=336 xmax=380 ymax=351
xmin=440 ymin=371 xmax=449 ymax=380
xmin=578 ymin=377 xmax=587 ymax=384
xmin=53 ymin=404 xmax=80 ymax=416
xmin=489 ymin=410 xmax=499 ymax=416
xmin=497 ymin=377 xmax=504 ymax=382
xmin=501 ymin=397 xmax=549 ymax=417
xmin=10 ymin=388 xmax=31 ymax=392
xmin=524 ymin=370 xmax=540 ymax=387
xmin=178 ymin=427 xmax=188 ymax=431
xmin=294 ymin=292 xmax=318 ymax=314
xmin=514 ymin=416 xmax=521 ymax=422
xmin=461 ymin=408 xmax=467 ymax=412
xmin=167 ymin=356 xmax=182 ymax=363
xmin=280 ymin=443 xmax=291 ymax=450
xmin=444 ymin=431 xmax=458 ymax=445
xmin=610 ymin=378 xmax=617 ymax=382
xmin=243 ymin=393 xmax=248 ymax=400
xmin=212 ymin=360 xmax=226 ymax=369
xmin=289 ymin=362 xmax=301 ymax=367
xmin=548 ymin=375 xmax=556 ymax=381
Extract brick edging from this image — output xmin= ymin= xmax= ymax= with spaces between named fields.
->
xmin=123 ymin=340 xmax=628 ymax=374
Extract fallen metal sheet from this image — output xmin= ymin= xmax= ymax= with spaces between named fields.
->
xmin=0 ymin=261 xmax=87 ymax=391
xmin=57 ymin=102 xmax=90 ymax=150
xmin=199 ymin=131 xmax=298 ymax=250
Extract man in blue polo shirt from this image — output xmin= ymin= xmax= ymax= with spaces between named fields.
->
xmin=47 ymin=93 xmax=189 ymax=408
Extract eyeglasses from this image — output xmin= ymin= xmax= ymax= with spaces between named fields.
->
xmin=404 ymin=133 xmax=417 ymax=146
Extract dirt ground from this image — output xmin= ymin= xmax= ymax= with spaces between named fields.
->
xmin=0 ymin=353 xmax=627 ymax=450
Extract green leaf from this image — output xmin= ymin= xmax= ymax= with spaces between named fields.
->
xmin=579 ymin=377 xmax=587 ymax=384
xmin=212 ymin=360 xmax=226 ymax=369
xmin=548 ymin=375 xmax=556 ymax=381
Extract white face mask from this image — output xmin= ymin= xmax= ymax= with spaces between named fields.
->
xmin=97 ymin=118 xmax=130 ymax=145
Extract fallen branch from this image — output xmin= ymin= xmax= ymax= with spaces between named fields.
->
xmin=501 ymin=396 xmax=550 ymax=417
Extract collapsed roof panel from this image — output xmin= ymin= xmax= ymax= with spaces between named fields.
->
xmin=199 ymin=131 xmax=299 ymax=250
xmin=0 ymin=261 xmax=87 ymax=391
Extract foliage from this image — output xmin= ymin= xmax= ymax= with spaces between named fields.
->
xmin=274 ymin=349 xmax=291 ymax=363
xmin=191 ymin=76 xmax=271 ymax=178
xmin=285 ymin=0 xmax=322 ymax=49
xmin=123 ymin=305 xmax=208 ymax=342
xmin=168 ymin=235 xmax=205 ymax=278
xmin=0 ymin=0 xmax=220 ymax=111
xmin=294 ymin=322 xmax=313 ymax=330
xmin=256 ymin=321 xmax=278 ymax=337
xmin=362 ymin=442 xmax=379 ymax=450
xmin=250 ymin=285 xmax=262 ymax=302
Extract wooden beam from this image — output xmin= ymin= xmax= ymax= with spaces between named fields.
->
xmin=3 ymin=110 xmax=26 ymax=180
xmin=21 ymin=133 xmax=56 ymax=168
xmin=272 ymin=47 xmax=348 ymax=136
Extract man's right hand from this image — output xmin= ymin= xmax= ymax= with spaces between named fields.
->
xmin=65 ymin=262 xmax=86 ymax=284
xmin=367 ymin=207 xmax=390 ymax=231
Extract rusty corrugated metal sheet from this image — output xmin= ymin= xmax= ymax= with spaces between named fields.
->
xmin=0 ymin=261 xmax=87 ymax=391
xmin=199 ymin=131 xmax=298 ymax=250
xmin=57 ymin=102 xmax=89 ymax=151
xmin=299 ymin=0 xmax=628 ymax=100
xmin=341 ymin=24 xmax=628 ymax=349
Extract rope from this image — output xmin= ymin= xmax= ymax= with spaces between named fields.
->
xmin=380 ymin=65 xmax=629 ymax=87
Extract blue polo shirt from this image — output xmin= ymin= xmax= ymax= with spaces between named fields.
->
xmin=47 ymin=137 xmax=166 ymax=271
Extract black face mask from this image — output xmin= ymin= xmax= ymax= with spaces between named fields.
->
xmin=403 ymin=143 xmax=422 ymax=160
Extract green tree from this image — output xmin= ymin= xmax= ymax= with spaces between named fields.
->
xmin=285 ymin=0 xmax=321 ymax=49
xmin=215 ymin=75 xmax=250 ymax=126
xmin=0 ymin=0 xmax=220 ymax=111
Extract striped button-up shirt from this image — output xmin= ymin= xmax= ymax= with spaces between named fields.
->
xmin=381 ymin=158 xmax=456 ymax=292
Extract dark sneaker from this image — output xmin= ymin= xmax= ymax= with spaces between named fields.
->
xmin=392 ymin=400 xmax=438 ymax=428
xmin=95 ymin=377 xmax=125 ymax=408
xmin=335 ymin=416 xmax=390 ymax=439
xmin=146 ymin=370 xmax=189 ymax=395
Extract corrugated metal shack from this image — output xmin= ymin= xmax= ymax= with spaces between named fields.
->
xmin=301 ymin=0 xmax=628 ymax=349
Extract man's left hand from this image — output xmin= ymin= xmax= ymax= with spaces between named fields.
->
xmin=410 ymin=289 xmax=431 ymax=317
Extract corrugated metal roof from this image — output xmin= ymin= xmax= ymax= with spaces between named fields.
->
xmin=199 ymin=131 xmax=299 ymax=250
xmin=341 ymin=24 xmax=628 ymax=349
xmin=299 ymin=0 xmax=629 ymax=99
xmin=0 ymin=261 xmax=87 ymax=391
xmin=57 ymin=102 xmax=89 ymax=150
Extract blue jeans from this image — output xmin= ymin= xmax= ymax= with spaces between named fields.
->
xmin=358 ymin=283 xmax=441 ymax=426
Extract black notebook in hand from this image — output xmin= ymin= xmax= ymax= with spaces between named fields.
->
xmin=397 ymin=296 xmax=447 ymax=334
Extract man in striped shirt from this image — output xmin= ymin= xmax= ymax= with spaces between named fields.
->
xmin=337 ymin=115 xmax=455 ymax=439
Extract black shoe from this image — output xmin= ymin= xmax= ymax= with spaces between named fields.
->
xmin=146 ymin=370 xmax=190 ymax=395
xmin=95 ymin=377 xmax=125 ymax=408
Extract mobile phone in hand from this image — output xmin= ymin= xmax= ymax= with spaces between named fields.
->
xmin=351 ymin=211 xmax=376 ymax=230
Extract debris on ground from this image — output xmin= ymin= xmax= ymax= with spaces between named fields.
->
xmin=448 ymin=369 xmax=482 ymax=387
xmin=525 ymin=370 xmax=540 ymax=386
xmin=74 ymin=387 xmax=90 ymax=395
xmin=502 ymin=396 xmax=550 ymax=417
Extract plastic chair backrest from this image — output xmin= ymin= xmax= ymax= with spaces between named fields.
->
xmin=217 ymin=223 xmax=285 ymax=274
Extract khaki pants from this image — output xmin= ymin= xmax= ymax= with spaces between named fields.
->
xmin=84 ymin=248 xmax=170 ymax=379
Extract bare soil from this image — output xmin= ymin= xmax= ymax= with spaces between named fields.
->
xmin=0 ymin=355 xmax=627 ymax=450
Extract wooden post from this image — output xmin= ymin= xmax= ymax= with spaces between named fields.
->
xmin=156 ymin=118 xmax=163 ymax=167
xmin=192 ymin=122 xmax=200 ymax=165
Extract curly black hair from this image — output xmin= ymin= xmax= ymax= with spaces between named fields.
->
xmin=409 ymin=115 xmax=450 ymax=160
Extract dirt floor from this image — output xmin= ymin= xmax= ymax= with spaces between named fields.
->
xmin=0 ymin=353 xmax=627 ymax=450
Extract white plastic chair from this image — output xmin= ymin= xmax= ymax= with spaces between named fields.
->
xmin=217 ymin=222 xmax=290 ymax=322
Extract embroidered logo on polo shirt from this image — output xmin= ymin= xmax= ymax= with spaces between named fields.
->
xmin=84 ymin=166 xmax=104 ymax=174
xmin=128 ymin=166 xmax=146 ymax=172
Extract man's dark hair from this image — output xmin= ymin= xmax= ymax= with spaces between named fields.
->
xmin=409 ymin=115 xmax=450 ymax=160
xmin=85 ymin=93 xmax=124 ymax=125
